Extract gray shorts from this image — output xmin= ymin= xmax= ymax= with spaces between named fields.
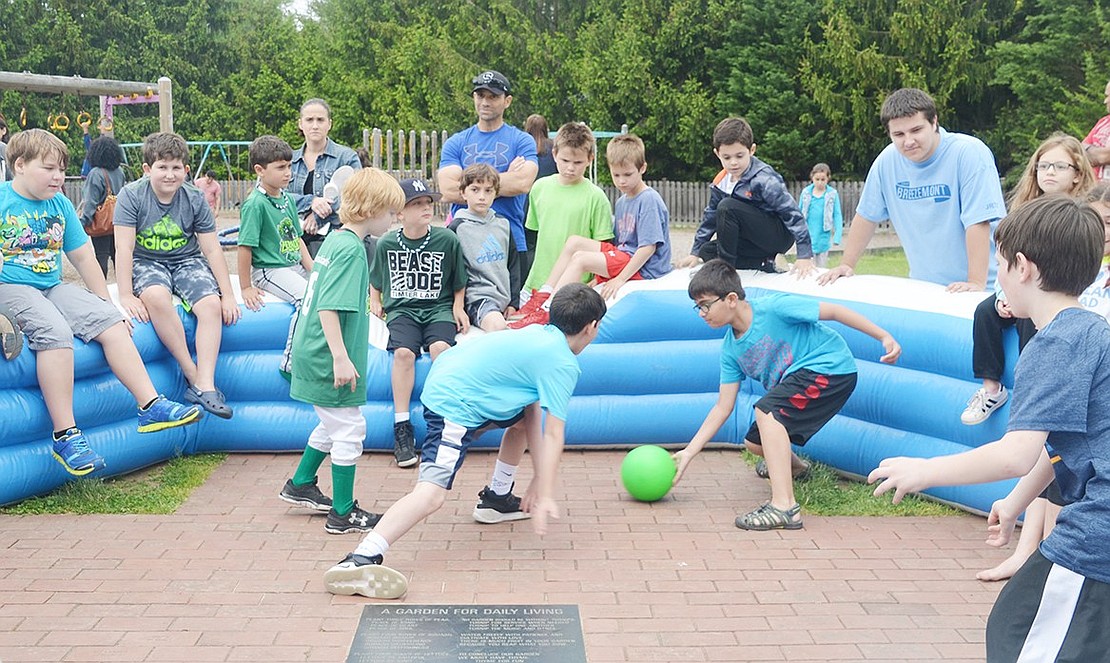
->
xmin=0 ymin=282 xmax=123 ymax=351
xmin=465 ymin=297 xmax=504 ymax=328
xmin=132 ymin=255 xmax=220 ymax=307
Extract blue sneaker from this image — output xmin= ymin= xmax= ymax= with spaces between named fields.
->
xmin=51 ymin=429 xmax=106 ymax=476
xmin=137 ymin=395 xmax=202 ymax=433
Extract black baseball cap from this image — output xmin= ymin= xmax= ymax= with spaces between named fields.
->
xmin=472 ymin=70 xmax=511 ymax=96
xmin=398 ymin=178 xmax=442 ymax=204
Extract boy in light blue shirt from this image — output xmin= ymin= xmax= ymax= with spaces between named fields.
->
xmin=673 ymin=260 xmax=900 ymax=531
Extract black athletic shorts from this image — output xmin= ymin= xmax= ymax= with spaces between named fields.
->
xmin=745 ymin=369 xmax=857 ymax=447
xmin=386 ymin=316 xmax=457 ymax=356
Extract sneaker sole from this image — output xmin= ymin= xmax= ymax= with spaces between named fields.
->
xmin=278 ymin=493 xmax=332 ymax=513
xmin=324 ymin=522 xmax=378 ymax=535
xmin=395 ymin=456 xmax=419 ymax=468
xmin=51 ymin=452 xmax=102 ymax=476
xmin=472 ymin=507 xmax=532 ymax=524
xmin=137 ymin=408 xmax=202 ymax=433
xmin=324 ymin=563 xmax=408 ymax=599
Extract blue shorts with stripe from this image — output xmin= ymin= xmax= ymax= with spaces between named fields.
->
xmin=417 ymin=406 xmax=525 ymax=490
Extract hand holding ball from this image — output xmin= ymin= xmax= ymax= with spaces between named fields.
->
xmin=621 ymin=445 xmax=676 ymax=502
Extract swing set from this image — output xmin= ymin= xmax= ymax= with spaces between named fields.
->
xmin=0 ymin=71 xmax=173 ymax=140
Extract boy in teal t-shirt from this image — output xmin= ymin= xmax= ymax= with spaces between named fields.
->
xmin=0 ymin=129 xmax=200 ymax=476
xmin=280 ymin=168 xmax=405 ymax=535
xmin=237 ymin=135 xmax=313 ymax=376
xmin=672 ymin=260 xmax=900 ymax=531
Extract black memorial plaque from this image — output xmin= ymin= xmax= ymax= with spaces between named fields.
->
xmin=346 ymin=604 xmax=587 ymax=663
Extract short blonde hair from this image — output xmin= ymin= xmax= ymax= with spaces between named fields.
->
xmin=7 ymin=129 xmax=68 ymax=169
xmin=339 ymin=168 xmax=405 ymax=225
xmin=554 ymin=122 xmax=595 ymax=157
xmin=606 ymin=134 xmax=646 ymax=169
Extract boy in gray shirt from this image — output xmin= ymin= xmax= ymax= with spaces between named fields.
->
xmin=448 ymin=164 xmax=520 ymax=332
xmin=114 ymin=132 xmax=240 ymax=419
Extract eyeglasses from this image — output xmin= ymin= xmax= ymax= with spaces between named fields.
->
xmin=693 ymin=297 xmax=723 ymax=313
xmin=1035 ymin=161 xmax=1078 ymax=173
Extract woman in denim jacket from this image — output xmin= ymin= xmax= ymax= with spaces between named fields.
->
xmin=290 ymin=99 xmax=362 ymax=256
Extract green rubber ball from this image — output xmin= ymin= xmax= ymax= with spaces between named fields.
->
xmin=621 ymin=445 xmax=676 ymax=502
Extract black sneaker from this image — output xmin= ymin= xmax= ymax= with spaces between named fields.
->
xmin=393 ymin=421 xmax=418 ymax=468
xmin=325 ymin=501 xmax=381 ymax=535
xmin=324 ymin=553 xmax=408 ymax=599
xmin=279 ymin=477 xmax=332 ymax=512
xmin=757 ymin=256 xmax=786 ymax=274
xmin=472 ymin=485 xmax=531 ymax=524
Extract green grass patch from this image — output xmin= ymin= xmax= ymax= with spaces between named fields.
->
xmin=0 ymin=453 xmax=227 ymax=515
xmin=831 ymin=247 xmax=910 ymax=278
xmin=741 ymin=451 xmax=960 ymax=517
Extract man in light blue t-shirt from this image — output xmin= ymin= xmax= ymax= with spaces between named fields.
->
xmin=818 ymin=88 xmax=1006 ymax=292
xmin=437 ymin=70 xmax=539 ymax=299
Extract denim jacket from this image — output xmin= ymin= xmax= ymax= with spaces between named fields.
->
xmin=290 ymin=138 xmax=362 ymax=230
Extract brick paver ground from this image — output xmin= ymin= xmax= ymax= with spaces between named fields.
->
xmin=1 ymin=449 xmax=1004 ymax=662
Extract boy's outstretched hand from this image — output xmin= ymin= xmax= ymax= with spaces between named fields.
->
xmin=868 ymin=456 xmax=931 ymax=504
xmin=879 ymin=335 xmax=901 ymax=363
xmin=671 ymin=448 xmax=695 ymax=485
xmin=984 ymin=499 xmax=1020 ymax=548
xmin=522 ymin=490 xmax=560 ymax=536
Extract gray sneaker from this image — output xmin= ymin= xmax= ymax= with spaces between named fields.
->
xmin=325 ymin=501 xmax=381 ymax=534
xmin=279 ymin=477 xmax=332 ymax=512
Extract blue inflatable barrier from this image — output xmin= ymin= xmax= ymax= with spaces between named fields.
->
xmin=0 ymin=271 xmax=1018 ymax=512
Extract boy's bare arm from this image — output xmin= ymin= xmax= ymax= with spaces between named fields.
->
xmin=68 ymin=242 xmax=111 ymax=300
xmin=870 ymin=429 xmax=1048 ymax=504
xmin=196 ymin=231 xmax=241 ymax=325
xmin=600 ymin=244 xmax=655 ymax=300
xmin=527 ymin=409 xmax=565 ymax=536
xmin=369 ymin=285 xmax=383 ymax=318
xmin=986 ymin=449 xmax=1055 ymax=549
xmin=818 ymin=303 xmax=901 ymax=363
xmin=673 ymin=382 xmax=740 ymax=484
xmin=452 ymin=288 xmax=469 ymax=333
xmin=113 ymin=225 xmax=148 ymax=322
xmin=319 ymin=309 xmax=358 ymax=392
xmin=237 ymin=246 xmax=264 ymax=311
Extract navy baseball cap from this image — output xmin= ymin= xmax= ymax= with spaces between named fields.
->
xmin=472 ymin=70 xmax=511 ymax=96
xmin=399 ymin=178 xmax=442 ymax=204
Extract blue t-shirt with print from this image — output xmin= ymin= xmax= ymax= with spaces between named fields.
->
xmin=1008 ymin=308 xmax=1110 ymax=584
xmin=856 ymin=128 xmax=1006 ymax=287
xmin=420 ymin=324 xmax=580 ymax=428
xmin=720 ymin=293 xmax=857 ymax=390
xmin=439 ymin=124 xmax=538 ymax=251
xmin=0 ymin=182 xmax=89 ymax=289
xmin=613 ymin=186 xmax=672 ymax=280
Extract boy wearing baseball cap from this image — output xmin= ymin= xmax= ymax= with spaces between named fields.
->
xmin=369 ymin=178 xmax=468 ymax=468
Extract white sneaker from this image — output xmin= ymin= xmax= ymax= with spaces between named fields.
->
xmin=960 ymin=386 xmax=1008 ymax=425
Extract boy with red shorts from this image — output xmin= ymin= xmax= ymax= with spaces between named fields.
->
xmin=509 ymin=133 xmax=670 ymax=327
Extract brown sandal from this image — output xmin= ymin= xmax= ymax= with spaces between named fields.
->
xmin=735 ymin=502 xmax=803 ymax=531
xmin=754 ymin=459 xmax=811 ymax=481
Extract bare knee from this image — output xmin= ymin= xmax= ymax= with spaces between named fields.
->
xmin=393 ymin=347 xmax=417 ymax=367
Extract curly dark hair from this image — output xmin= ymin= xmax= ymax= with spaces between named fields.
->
xmin=87 ymin=136 xmax=123 ymax=171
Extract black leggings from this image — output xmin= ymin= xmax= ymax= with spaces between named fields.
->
xmin=971 ymin=293 xmax=1037 ymax=382
xmin=696 ymin=197 xmax=794 ymax=269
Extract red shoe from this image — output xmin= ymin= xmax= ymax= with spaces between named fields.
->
xmin=507 ymin=307 xmax=549 ymax=329
xmin=513 ymin=290 xmax=550 ymax=319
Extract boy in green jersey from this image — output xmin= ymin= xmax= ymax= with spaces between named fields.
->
xmin=279 ymin=168 xmax=404 ymax=535
xmin=237 ymin=135 xmax=314 ymax=376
